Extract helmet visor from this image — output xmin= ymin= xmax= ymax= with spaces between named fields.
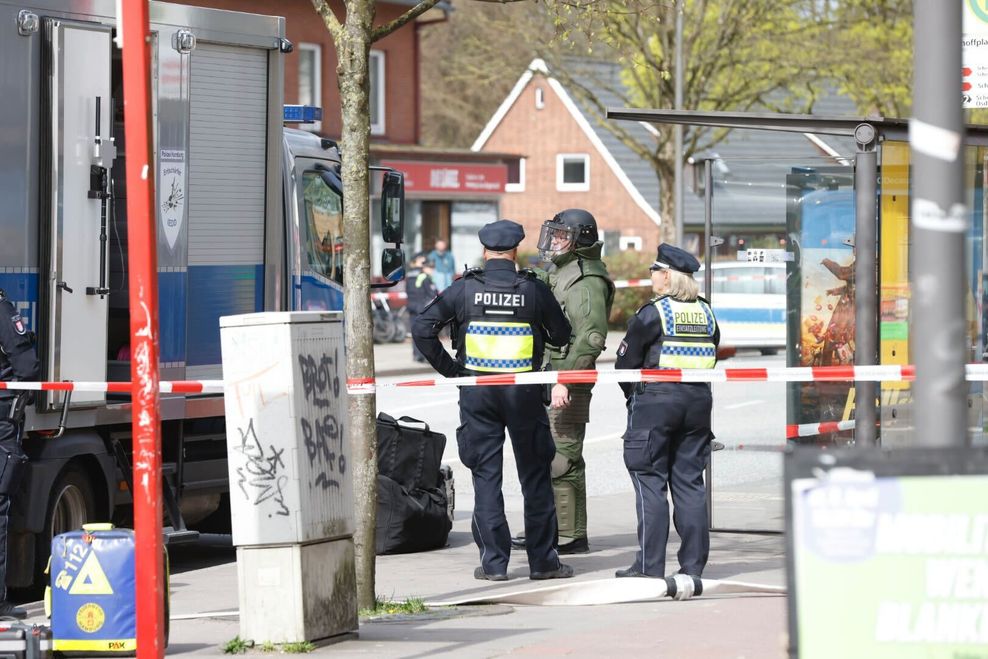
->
xmin=537 ymin=222 xmax=577 ymax=260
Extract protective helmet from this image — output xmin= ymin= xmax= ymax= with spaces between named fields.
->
xmin=537 ymin=209 xmax=599 ymax=261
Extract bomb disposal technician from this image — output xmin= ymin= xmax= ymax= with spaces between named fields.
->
xmin=413 ymin=220 xmax=575 ymax=581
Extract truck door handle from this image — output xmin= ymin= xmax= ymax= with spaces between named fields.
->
xmin=57 ymin=281 xmax=73 ymax=294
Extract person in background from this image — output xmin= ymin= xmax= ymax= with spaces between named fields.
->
xmin=613 ymin=244 xmax=720 ymax=581
xmin=428 ymin=238 xmax=456 ymax=291
xmin=406 ymin=254 xmax=438 ymax=363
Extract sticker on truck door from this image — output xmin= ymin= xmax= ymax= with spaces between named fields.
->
xmin=160 ymin=149 xmax=186 ymax=250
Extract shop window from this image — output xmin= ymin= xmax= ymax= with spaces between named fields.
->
xmin=301 ymin=171 xmax=344 ymax=285
xmin=619 ymin=236 xmax=643 ymax=251
xmin=557 ymin=153 xmax=590 ymax=191
xmin=506 ymin=158 xmax=526 ymax=192
xmin=370 ymin=50 xmax=385 ymax=135
xmin=298 ymin=43 xmax=322 ymax=132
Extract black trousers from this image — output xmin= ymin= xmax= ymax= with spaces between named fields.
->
xmin=623 ymin=382 xmax=712 ymax=577
xmin=408 ymin=311 xmax=424 ymax=360
xmin=457 ymin=384 xmax=560 ymax=575
xmin=0 ymin=415 xmax=20 ymax=602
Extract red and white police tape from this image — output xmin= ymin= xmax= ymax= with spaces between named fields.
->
xmin=5 ymin=363 xmax=988 ymax=396
xmin=0 ymin=381 xmax=225 ymax=394
xmin=611 ymin=279 xmax=652 ymax=288
xmin=785 ymin=419 xmax=855 ymax=439
xmin=345 ymin=363 xmax=988 ymax=394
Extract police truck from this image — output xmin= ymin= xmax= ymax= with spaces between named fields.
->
xmin=0 ymin=0 xmax=405 ymax=591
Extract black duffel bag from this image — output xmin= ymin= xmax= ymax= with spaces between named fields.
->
xmin=375 ymin=473 xmax=452 ymax=554
xmin=375 ymin=413 xmax=452 ymax=554
xmin=376 ymin=413 xmax=445 ymax=490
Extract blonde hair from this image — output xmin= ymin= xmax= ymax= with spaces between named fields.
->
xmin=661 ymin=269 xmax=700 ymax=301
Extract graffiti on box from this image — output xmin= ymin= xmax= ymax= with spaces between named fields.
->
xmin=234 ymin=419 xmax=290 ymax=517
xmin=298 ymin=348 xmax=347 ymax=490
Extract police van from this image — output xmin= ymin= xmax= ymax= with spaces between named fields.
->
xmin=0 ymin=0 xmax=405 ymax=590
xmin=695 ymin=262 xmax=787 ymax=355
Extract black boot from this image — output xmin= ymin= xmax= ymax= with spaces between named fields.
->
xmin=558 ymin=537 xmax=590 ymax=554
xmin=0 ymin=601 xmax=27 ymax=619
xmin=530 ymin=563 xmax=575 ymax=580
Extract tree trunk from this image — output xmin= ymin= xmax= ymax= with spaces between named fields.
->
xmin=656 ymin=156 xmax=677 ymax=245
xmin=337 ymin=4 xmax=377 ymax=612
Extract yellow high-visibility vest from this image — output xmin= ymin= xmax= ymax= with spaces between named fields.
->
xmin=652 ymin=296 xmax=717 ymax=370
xmin=464 ymin=321 xmax=534 ymax=373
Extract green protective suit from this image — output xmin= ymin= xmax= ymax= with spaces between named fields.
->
xmin=537 ymin=242 xmax=614 ymax=541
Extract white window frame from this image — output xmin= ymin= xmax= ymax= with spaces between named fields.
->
xmin=506 ymin=157 xmax=526 ymax=193
xmin=535 ymin=87 xmax=545 ymax=110
xmin=370 ymin=50 xmax=386 ymax=136
xmin=298 ymin=42 xmax=322 ymax=132
xmin=619 ymin=236 xmax=643 ymax=251
xmin=556 ymin=153 xmax=590 ymax=192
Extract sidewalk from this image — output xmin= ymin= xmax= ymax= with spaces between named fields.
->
xmin=375 ymin=331 xmax=629 ymax=377
xmin=46 ymin=491 xmax=787 ymax=657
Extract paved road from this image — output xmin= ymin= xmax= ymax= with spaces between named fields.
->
xmin=377 ymin=352 xmax=787 ymax=534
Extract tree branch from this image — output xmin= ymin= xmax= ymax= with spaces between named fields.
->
xmin=310 ymin=0 xmax=343 ymax=41
xmin=371 ymin=0 xmax=442 ymax=42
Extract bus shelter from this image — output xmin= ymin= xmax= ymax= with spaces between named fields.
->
xmin=607 ymin=109 xmax=988 ymax=533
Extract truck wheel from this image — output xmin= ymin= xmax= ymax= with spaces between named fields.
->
xmin=34 ymin=467 xmax=97 ymax=591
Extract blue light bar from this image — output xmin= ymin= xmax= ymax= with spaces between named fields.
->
xmin=283 ymin=105 xmax=323 ymax=124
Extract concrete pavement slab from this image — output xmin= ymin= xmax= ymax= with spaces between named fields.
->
xmin=64 ymin=490 xmax=787 ymax=657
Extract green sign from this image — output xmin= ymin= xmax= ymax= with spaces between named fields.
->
xmin=793 ymin=472 xmax=988 ymax=657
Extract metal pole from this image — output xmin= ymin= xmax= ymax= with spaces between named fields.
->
xmin=911 ymin=0 xmax=967 ymax=447
xmin=120 ymin=3 xmax=165 ymax=657
xmin=853 ymin=125 xmax=878 ymax=447
xmin=674 ymin=0 xmax=684 ymax=244
xmin=703 ymin=159 xmax=713 ymax=301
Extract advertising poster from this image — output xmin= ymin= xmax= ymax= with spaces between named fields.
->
xmin=791 ymin=465 xmax=988 ymax=658
xmin=789 ymin=183 xmax=856 ymax=441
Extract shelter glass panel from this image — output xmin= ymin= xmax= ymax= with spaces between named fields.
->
xmin=705 ymin=154 xmax=855 ymax=533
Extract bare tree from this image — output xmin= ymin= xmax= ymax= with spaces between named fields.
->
xmin=419 ymin=2 xmax=548 ymax=147
xmin=540 ymin=0 xmax=826 ymax=244
xmin=311 ymin=0 xmax=440 ymax=611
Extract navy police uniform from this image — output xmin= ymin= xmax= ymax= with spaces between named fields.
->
xmin=614 ymin=245 xmax=720 ymax=579
xmin=0 ymin=290 xmax=38 ymax=614
xmin=405 ymin=261 xmax=439 ymax=362
xmin=412 ymin=220 xmax=574 ymax=580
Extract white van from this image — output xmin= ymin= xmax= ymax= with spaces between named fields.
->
xmin=695 ymin=262 xmax=787 ymax=355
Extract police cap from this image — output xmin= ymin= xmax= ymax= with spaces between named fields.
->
xmin=650 ymin=243 xmax=700 ymax=274
xmin=479 ymin=219 xmax=525 ymax=251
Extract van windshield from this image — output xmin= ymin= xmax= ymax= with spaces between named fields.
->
xmin=301 ymin=171 xmax=344 ymax=285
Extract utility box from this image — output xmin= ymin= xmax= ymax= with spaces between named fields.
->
xmin=220 ymin=311 xmax=356 ymax=643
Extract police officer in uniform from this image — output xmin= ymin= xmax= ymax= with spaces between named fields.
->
xmin=405 ymin=254 xmax=438 ymax=362
xmin=614 ymin=244 xmax=720 ymax=579
xmin=0 ymin=290 xmax=39 ymax=618
xmin=413 ymin=220 xmax=575 ymax=581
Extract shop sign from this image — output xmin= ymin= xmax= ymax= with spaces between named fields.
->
xmin=381 ymin=160 xmax=507 ymax=194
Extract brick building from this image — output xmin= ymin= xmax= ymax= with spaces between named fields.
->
xmin=472 ymin=58 xmax=663 ymax=257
